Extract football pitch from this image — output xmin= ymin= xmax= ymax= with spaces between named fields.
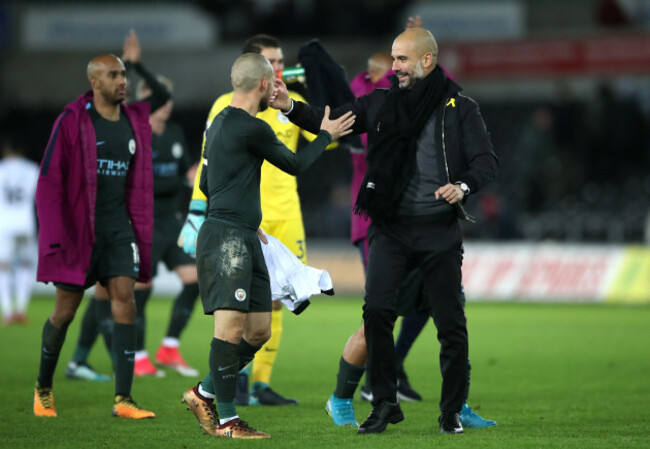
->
xmin=1 ymin=295 xmax=649 ymax=448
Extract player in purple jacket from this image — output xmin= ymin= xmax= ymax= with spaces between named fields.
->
xmin=33 ymin=54 xmax=155 ymax=419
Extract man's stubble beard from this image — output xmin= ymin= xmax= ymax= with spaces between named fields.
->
xmin=413 ymin=60 xmax=425 ymax=82
xmin=400 ymin=60 xmax=425 ymax=90
xmin=101 ymin=86 xmax=125 ymax=105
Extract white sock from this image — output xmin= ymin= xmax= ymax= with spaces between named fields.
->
xmin=198 ymin=383 xmax=215 ymax=399
xmin=162 ymin=337 xmax=180 ymax=348
xmin=219 ymin=415 xmax=239 ymax=425
xmin=0 ymin=269 xmax=12 ymax=319
xmin=134 ymin=350 xmax=149 ymax=361
xmin=15 ymin=265 xmax=34 ymax=314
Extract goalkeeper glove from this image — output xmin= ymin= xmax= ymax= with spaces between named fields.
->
xmin=177 ymin=199 xmax=206 ymax=257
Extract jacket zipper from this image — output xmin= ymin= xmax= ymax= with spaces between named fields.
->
xmin=441 ymin=95 xmax=476 ymax=224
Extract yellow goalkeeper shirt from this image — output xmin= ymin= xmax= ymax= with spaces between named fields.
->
xmin=192 ymin=90 xmax=316 ymax=221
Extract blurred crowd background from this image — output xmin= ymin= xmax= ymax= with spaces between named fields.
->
xmin=2 ymin=0 xmax=650 ymax=244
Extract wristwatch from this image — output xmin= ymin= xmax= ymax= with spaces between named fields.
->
xmin=455 ymin=182 xmax=470 ymax=196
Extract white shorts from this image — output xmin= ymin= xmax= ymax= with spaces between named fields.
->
xmin=0 ymin=232 xmax=36 ymax=264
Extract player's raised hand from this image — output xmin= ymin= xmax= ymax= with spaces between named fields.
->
xmin=122 ymin=29 xmax=141 ymax=63
xmin=269 ymin=78 xmax=292 ymax=111
xmin=319 ymin=106 xmax=355 ymax=141
xmin=405 ymin=15 xmax=422 ymax=30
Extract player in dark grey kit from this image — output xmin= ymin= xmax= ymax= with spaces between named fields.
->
xmin=131 ymin=75 xmax=200 ymax=378
xmin=180 ymin=53 xmax=355 ymax=439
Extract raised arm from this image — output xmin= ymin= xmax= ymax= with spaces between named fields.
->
xmin=250 ymin=106 xmax=355 ymax=175
xmin=122 ymin=29 xmax=171 ymax=112
xmin=270 ymin=78 xmax=368 ymax=136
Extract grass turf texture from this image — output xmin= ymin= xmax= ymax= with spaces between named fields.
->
xmin=1 ymin=296 xmax=648 ymax=448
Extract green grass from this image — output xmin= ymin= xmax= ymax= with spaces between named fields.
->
xmin=1 ymin=296 xmax=649 ymax=448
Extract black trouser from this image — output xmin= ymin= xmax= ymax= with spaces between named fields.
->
xmin=363 ymin=216 xmax=468 ymax=414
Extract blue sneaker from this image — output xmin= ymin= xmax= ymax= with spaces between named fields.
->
xmin=326 ymin=394 xmax=358 ymax=426
xmin=460 ymin=403 xmax=497 ymax=428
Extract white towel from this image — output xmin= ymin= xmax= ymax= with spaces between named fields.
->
xmin=261 ymin=234 xmax=334 ymax=314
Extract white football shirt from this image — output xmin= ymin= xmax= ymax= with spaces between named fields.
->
xmin=0 ymin=157 xmax=40 ymax=234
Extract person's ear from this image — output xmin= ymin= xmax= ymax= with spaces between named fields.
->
xmin=260 ymin=77 xmax=268 ymax=92
xmin=422 ymin=52 xmax=433 ymax=68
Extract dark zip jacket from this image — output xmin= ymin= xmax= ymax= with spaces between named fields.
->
xmin=285 ymin=75 xmax=498 ymax=220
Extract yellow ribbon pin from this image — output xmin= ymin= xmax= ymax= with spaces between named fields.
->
xmin=446 ymin=98 xmax=456 ymax=108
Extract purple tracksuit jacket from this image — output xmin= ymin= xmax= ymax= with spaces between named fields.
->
xmin=35 ymin=91 xmax=153 ymax=286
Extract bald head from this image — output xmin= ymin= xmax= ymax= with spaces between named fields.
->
xmin=391 ymin=28 xmax=438 ymax=89
xmin=367 ymin=52 xmax=393 ymax=83
xmin=87 ymin=54 xmax=124 ymax=83
xmin=231 ymin=53 xmax=274 ymax=92
xmin=393 ymin=28 xmax=438 ymax=62
xmin=86 ymin=54 xmax=127 ymax=105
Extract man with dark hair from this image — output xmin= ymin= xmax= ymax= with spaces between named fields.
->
xmin=270 ymin=27 xmax=498 ymax=435
xmin=33 ymin=53 xmax=155 ymax=419
xmin=242 ymin=34 xmax=281 ymax=55
xmin=179 ymin=52 xmax=354 ymax=439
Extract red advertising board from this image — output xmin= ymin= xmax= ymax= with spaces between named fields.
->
xmin=460 ymin=243 xmax=622 ymax=301
xmin=441 ymin=33 xmax=650 ymax=79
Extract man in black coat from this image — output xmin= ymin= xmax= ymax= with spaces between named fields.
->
xmin=270 ymin=27 xmax=498 ymax=435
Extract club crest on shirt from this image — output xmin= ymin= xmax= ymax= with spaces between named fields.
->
xmin=234 ymin=288 xmax=247 ymax=302
xmin=276 ymin=111 xmax=290 ymax=124
xmin=172 ymin=143 xmax=183 ymax=159
xmin=128 ymin=139 xmax=136 ymax=155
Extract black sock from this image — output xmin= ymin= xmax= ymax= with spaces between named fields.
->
xmin=113 ymin=323 xmax=135 ymax=397
xmin=165 ymin=283 xmax=198 ymax=339
xmin=334 ymin=357 xmax=365 ymax=399
xmin=37 ymin=319 xmax=70 ymax=388
xmin=395 ymin=313 xmax=428 ymax=360
xmin=134 ymin=289 xmax=151 ymax=351
xmin=237 ymin=338 xmax=260 ymax=370
xmin=95 ymin=299 xmax=114 ymax=361
xmin=209 ymin=338 xmax=239 ymax=418
xmin=71 ymin=298 xmax=99 ymax=364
